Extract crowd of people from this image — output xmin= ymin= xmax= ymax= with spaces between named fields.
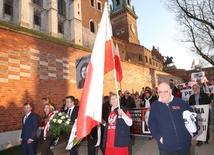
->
xmin=19 ymin=78 xmax=214 ymax=155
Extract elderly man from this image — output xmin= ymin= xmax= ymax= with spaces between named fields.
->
xmin=189 ymin=84 xmax=211 ymax=146
xmin=148 ymin=82 xmax=198 ymax=155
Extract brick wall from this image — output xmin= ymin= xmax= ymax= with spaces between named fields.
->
xmin=0 ymin=28 xmax=182 ymax=132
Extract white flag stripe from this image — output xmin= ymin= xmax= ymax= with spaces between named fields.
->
xmin=85 ymin=3 xmax=111 ymax=122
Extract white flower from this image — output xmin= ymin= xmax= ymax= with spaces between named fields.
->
xmin=65 ymin=121 xmax=70 ymax=125
xmin=53 ymin=119 xmax=56 ymax=123
xmin=58 ymin=112 xmax=62 ymax=116
xmin=66 ymin=115 xmax=69 ymax=118
xmin=58 ymin=119 xmax=62 ymax=124
xmin=61 ymin=116 xmax=65 ymax=119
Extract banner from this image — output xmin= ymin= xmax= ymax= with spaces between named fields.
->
xmin=191 ymin=105 xmax=209 ymax=141
xmin=190 ymin=71 xmax=206 ymax=82
xmin=181 ymin=89 xmax=193 ymax=103
xmin=129 ymin=108 xmax=151 ymax=135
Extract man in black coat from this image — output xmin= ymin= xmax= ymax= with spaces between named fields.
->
xmin=120 ymin=90 xmax=136 ymax=108
xmin=189 ymin=84 xmax=211 ymax=146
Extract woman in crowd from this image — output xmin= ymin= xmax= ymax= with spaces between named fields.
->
xmin=142 ymin=90 xmax=158 ymax=108
xmin=134 ymin=93 xmax=143 ymax=108
xmin=103 ymin=93 xmax=133 ymax=155
xmin=39 ymin=103 xmax=55 ymax=155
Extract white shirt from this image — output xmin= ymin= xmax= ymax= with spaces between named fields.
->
xmin=67 ymin=106 xmax=74 ymax=117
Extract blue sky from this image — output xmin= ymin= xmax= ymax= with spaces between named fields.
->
xmin=124 ymin=0 xmax=198 ymax=69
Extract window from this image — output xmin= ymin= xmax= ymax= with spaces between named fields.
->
xmin=138 ymin=54 xmax=143 ymax=61
xmin=58 ymin=0 xmax=66 ymax=16
xmin=97 ymin=2 xmax=102 ymax=11
xmin=90 ymin=21 xmax=95 ymax=33
xmin=58 ymin=21 xmax=64 ymax=34
xmin=4 ymin=0 xmax=13 ymax=15
xmin=91 ymin=0 xmax=95 ymax=7
xmin=32 ymin=0 xmax=42 ymax=6
xmin=34 ymin=12 xmax=41 ymax=26
xmin=145 ymin=56 xmax=148 ymax=63
xmin=127 ymin=0 xmax=130 ymax=6
xmin=116 ymin=0 xmax=120 ymax=6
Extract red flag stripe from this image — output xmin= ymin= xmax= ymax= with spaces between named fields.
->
xmin=104 ymin=40 xmax=114 ymax=74
xmin=114 ymin=43 xmax=123 ymax=82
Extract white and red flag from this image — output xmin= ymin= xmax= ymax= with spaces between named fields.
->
xmin=76 ymin=2 xmax=114 ymax=140
xmin=191 ymin=59 xmax=195 ymax=69
xmin=114 ymin=43 xmax=123 ymax=82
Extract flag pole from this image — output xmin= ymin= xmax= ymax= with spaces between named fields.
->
xmin=113 ymin=68 xmax=121 ymax=109
xmin=111 ymin=42 xmax=121 ymax=109
xmin=120 ymin=82 xmax=122 ymax=92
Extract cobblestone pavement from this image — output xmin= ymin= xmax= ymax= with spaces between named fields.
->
xmin=38 ymin=130 xmax=214 ymax=155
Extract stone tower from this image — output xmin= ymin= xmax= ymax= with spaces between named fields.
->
xmin=110 ymin=0 xmax=139 ymax=44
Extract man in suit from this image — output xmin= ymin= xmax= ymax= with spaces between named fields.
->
xmin=189 ymin=84 xmax=211 ymax=146
xmin=20 ymin=102 xmax=38 ymax=155
xmin=64 ymin=96 xmax=79 ymax=155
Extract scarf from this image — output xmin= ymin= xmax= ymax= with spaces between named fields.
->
xmin=145 ymin=96 xmax=152 ymax=108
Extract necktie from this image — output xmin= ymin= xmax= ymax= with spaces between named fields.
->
xmin=23 ymin=115 xmax=28 ymax=124
xmin=67 ymin=109 xmax=71 ymax=117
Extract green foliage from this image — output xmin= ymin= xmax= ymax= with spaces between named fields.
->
xmin=47 ymin=112 xmax=72 ymax=137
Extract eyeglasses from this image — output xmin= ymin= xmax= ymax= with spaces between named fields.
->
xmin=157 ymin=91 xmax=168 ymax=94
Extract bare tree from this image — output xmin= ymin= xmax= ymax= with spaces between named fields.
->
xmin=164 ymin=0 xmax=214 ymax=66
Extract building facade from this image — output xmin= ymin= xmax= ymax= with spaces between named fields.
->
xmin=0 ymin=0 xmax=108 ymax=48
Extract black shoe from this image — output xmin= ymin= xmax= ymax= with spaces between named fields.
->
xmin=205 ymin=141 xmax=209 ymax=144
xmin=197 ymin=141 xmax=203 ymax=146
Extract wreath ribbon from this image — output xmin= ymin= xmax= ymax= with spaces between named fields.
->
xmin=43 ymin=111 xmax=58 ymax=140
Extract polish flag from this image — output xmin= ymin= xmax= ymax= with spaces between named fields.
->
xmin=191 ymin=59 xmax=195 ymax=69
xmin=114 ymin=43 xmax=123 ymax=82
xmin=76 ymin=3 xmax=114 ymax=140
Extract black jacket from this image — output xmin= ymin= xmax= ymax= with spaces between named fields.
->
xmin=120 ymin=96 xmax=136 ymax=108
xmin=189 ymin=92 xmax=211 ymax=105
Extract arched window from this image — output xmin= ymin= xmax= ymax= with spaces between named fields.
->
xmin=4 ymin=0 xmax=13 ymax=15
xmin=97 ymin=1 xmax=102 ymax=11
xmin=58 ymin=0 xmax=66 ymax=16
xmin=90 ymin=0 xmax=95 ymax=7
xmin=90 ymin=21 xmax=96 ymax=33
